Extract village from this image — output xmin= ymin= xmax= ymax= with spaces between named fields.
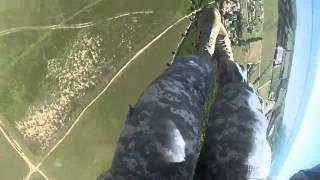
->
xmin=220 ymin=0 xmax=264 ymax=45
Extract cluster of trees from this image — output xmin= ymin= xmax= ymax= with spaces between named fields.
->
xmin=247 ymin=0 xmax=264 ymax=33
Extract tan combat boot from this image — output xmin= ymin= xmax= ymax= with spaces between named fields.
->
xmin=195 ymin=8 xmax=222 ymax=56
xmin=214 ymin=25 xmax=234 ymax=61
xmin=215 ymin=25 xmax=248 ymax=84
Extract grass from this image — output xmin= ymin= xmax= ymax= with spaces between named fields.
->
xmin=0 ymin=128 xmax=29 ymax=180
xmin=39 ymin=18 xmax=191 ymax=180
xmin=270 ymin=67 xmax=281 ymax=99
xmin=0 ymin=118 xmax=43 ymax=162
xmin=233 ymin=43 xmax=249 ymax=64
xmin=199 ymin=63 xmax=219 ymax=148
xmin=0 ymin=0 xmax=192 ymax=155
xmin=176 ymin=22 xmax=199 ymax=55
xmin=258 ymin=81 xmax=271 ymax=101
xmin=29 ymin=172 xmax=46 ymax=180
xmin=0 ymin=0 xmax=193 ymax=178
xmin=0 ymin=0 xmax=285 ymax=178
xmin=259 ymin=0 xmax=279 ymax=85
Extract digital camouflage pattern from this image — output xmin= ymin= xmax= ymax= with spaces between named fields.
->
xmin=195 ymin=83 xmax=271 ymax=180
xmin=99 ymin=55 xmax=213 ymax=180
xmin=195 ymin=57 xmax=271 ymax=180
xmin=99 ymin=55 xmax=271 ymax=180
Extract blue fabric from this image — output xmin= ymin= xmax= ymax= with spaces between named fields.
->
xmin=302 ymin=164 xmax=320 ymax=179
xmin=99 ymin=55 xmax=271 ymax=180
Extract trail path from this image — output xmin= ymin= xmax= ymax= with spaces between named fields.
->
xmin=0 ymin=11 xmax=153 ymax=37
xmin=1 ymin=2 xmax=215 ymax=179
xmin=0 ymin=122 xmax=49 ymax=180
xmin=28 ymin=5 xmax=205 ymax=178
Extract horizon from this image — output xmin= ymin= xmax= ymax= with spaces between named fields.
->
xmin=272 ymin=0 xmax=320 ymax=178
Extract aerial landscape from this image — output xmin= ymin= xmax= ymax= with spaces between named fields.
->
xmin=0 ymin=0 xmax=296 ymax=179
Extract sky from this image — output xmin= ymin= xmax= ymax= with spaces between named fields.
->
xmin=273 ymin=0 xmax=320 ymax=179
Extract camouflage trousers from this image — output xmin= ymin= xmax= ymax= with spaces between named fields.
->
xmin=98 ymin=55 xmax=271 ymax=180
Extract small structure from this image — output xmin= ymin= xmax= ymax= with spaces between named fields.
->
xmin=274 ymin=46 xmax=284 ymax=66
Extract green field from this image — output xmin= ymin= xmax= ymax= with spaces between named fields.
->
xmin=0 ymin=0 xmax=191 ymax=137
xmin=0 ymin=0 xmax=193 ymax=179
xmin=0 ymin=0 xmax=284 ymax=179
xmin=231 ymin=0 xmax=279 ymax=99
xmin=29 ymin=172 xmax=46 ymax=180
xmin=0 ymin=127 xmax=28 ymax=180
xmin=259 ymin=0 xmax=279 ymax=87
xmin=39 ymin=18 xmax=191 ymax=180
